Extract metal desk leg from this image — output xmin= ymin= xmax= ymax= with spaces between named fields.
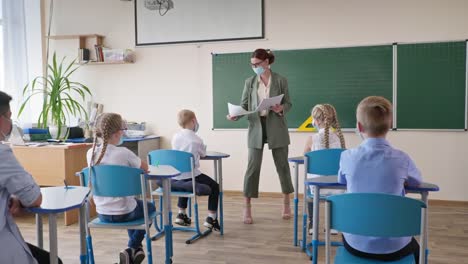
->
xmin=302 ymin=179 xmax=307 ymax=252
xmin=79 ymin=205 xmax=87 ymax=264
xmin=162 ymin=179 xmax=173 ymax=264
xmin=312 ymin=186 xmax=320 ymax=264
xmin=293 ymin=163 xmax=299 ymax=246
xmin=218 ymin=159 xmax=224 ymax=235
xmin=49 ymin=213 xmax=58 ymax=264
xmin=36 ymin=214 xmax=43 ymax=249
xmin=421 ymin=192 xmax=429 ymax=264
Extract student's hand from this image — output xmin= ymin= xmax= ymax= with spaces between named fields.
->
xmin=226 ymin=114 xmax=239 ymax=121
xmin=271 ymin=104 xmax=284 ymax=114
xmin=8 ymin=197 xmax=23 ymax=216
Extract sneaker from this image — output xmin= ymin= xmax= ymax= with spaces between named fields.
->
xmin=203 ymin=216 xmax=220 ymax=231
xmin=308 ymin=221 xmax=314 ymax=235
xmin=119 ymin=248 xmax=132 ymax=264
xmin=175 ymin=213 xmax=191 ymax=226
xmin=132 ymin=247 xmax=146 ymax=264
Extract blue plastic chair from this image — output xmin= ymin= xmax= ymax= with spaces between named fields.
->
xmin=302 ymin=148 xmax=346 ymax=257
xmin=148 ymin=149 xmax=212 ymax=244
xmin=325 ymin=193 xmax=427 ymax=264
xmin=77 ymin=165 xmax=156 ymax=264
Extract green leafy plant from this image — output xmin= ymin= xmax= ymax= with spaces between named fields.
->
xmin=19 ymin=52 xmax=92 ymax=139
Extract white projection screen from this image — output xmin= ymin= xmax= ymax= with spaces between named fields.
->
xmin=135 ymin=0 xmax=264 ymax=45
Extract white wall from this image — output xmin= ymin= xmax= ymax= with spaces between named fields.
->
xmin=45 ymin=0 xmax=468 ymax=201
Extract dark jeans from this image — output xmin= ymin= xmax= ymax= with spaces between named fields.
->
xmin=170 ymin=174 xmax=219 ymax=212
xmin=98 ymin=199 xmax=156 ymax=249
xmin=27 ymin=243 xmax=63 ymax=264
xmin=343 ymin=235 xmax=420 ymax=263
xmin=308 ymin=201 xmax=314 ymax=222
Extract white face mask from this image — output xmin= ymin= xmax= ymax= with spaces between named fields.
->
xmin=355 ymin=126 xmax=364 ymax=140
xmin=312 ymin=119 xmax=320 ymax=131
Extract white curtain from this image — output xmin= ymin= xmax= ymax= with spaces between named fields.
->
xmin=2 ymin=0 xmax=30 ymax=123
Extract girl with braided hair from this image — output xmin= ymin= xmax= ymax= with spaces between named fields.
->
xmin=303 ymin=104 xmax=346 ymax=235
xmin=86 ymin=113 xmax=154 ymax=264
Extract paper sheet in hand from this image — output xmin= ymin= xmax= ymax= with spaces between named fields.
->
xmin=256 ymin=94 xmax=284 ymax=112
xmin=228 ymin=103 xmax=256 ymax=117
xmin=228 ymin=94 xmax=284 ymax=117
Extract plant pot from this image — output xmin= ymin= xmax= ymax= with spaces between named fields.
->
xmin=49 ymin=125 xmax=69 ymax=140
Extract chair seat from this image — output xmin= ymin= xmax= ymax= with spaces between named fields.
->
xmin=152 ymin=187 xmax=195 ymax=198
xmin=335 ymin=246 xmax=415 ymax=264
xmin=89 ymin=211 xmax=158 ymax=229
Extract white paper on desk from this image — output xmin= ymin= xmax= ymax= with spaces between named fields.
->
xmin=256 ymin=94 xmax=284 ymax=112
xmin=228 ymin=103 xmax=256 ymax=117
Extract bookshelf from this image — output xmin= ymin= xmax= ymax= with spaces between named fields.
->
xmin=47 ymin=34 xmax=134 ymax=65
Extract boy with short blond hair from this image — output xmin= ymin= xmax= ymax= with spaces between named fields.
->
xmin=338 ymin=96 xmax=423 ymax=262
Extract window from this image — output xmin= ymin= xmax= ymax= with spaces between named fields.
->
xmin=0 ymin=0 xmax=42 ymax=123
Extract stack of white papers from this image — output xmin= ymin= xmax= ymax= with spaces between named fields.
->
xmin=228 ymin=94 xmax=284 ymax=117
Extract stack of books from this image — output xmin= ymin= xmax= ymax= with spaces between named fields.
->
xmin=78 ymin=48 xmax=90 ymax=62
xmin=94 ymin=45 xmax=104 ymax=62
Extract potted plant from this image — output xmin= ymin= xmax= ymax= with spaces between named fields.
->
xmin=19 ymin=52 xmax=92 ymax=139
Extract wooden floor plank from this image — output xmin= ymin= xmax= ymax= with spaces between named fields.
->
xmin=15 ymin=194 xmax=468 ymax=263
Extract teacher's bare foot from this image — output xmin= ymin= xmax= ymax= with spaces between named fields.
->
xmin=282 ymin=203 xmax=291 ymax=220
xmin=243 ymin=204 xmax=253 ymax=224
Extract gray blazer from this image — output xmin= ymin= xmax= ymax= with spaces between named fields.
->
xmin=0 ymin=144 xmax=41 ymax=264
xmin=240 ymin=72 xmax=292 ymax=149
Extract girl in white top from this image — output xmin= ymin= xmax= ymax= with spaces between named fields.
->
xmin=86 ymin=113 xmax=154 ymax=264
xmin=303 ymin=104 xmax=346 ymax=235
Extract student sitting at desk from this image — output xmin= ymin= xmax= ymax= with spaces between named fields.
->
xmin=87 ymin=113 xmax=155 ymax=264
xmin=0 ymin=91 xmax=63 ymax=264
xmin=169 ymin=109 xmax=220 ymax=231
xmin=303 ymin=103 xmax=346 ymax=235
xmin=338 ymin=96 xmax=422 ymax=262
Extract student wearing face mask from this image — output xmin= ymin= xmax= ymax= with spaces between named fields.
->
xmin=226 ymin=48 xmax=294 ymax=224
xmin=0 ymin=91 xmax=63 ymax=264
xmin=303 ymin=104 xmax=346 ymax=235
xmin=169 ymin=109 xmax=220 ymax=231
xmin=87 ymin=112 xmax=154 ymax=264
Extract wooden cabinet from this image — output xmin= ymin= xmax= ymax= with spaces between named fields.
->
xmin=13 ymin=144 xmax=95 ymax=225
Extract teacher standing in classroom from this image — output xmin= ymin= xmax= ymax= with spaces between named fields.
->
xmin=227 ymin=48 xmax=294 ymax=224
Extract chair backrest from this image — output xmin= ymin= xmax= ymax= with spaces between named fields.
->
xmin=326 ymin=193 xmax=426 ymax=237
xmin=148 ymin=149 xmax=193 ymax=173
xmin=305 ymin=148 xmax=345 ymax=175
xmin=80 ymin=165 xmax=144 ymax=197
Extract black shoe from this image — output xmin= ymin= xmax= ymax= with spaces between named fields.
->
xmin=203 ymin=216 xmax=220 ymax=231
xmin=132 ymin=247 xmax=145 ymax=264
xmin=175 ymin=213 xmax=191 ymax=226
xmin=119 ymin=248 xmax=132 ymax=264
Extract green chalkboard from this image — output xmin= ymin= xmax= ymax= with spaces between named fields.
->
xmin=212 ymin=45 xmax=393 ymax=129
xmin=397 ymin=41 xmax=467 ymax=129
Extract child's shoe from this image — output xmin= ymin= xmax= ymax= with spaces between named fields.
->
xmin=308 ymin=221 xmax=314 ymax=235
xmin=203 ymin=216 xmax=220 ymax=231
xmin=175 ymin=213 xmax=191 ymax=226
xmin=132 ymin=247 xmax=146 ymax=264
xmin=119 ymin=248 xmax=133 ymax=264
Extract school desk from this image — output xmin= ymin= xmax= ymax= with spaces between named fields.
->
xmin=146 ymin=165 xmax=181 ymax=264
xmin=287 ymin=156 xmax=305 ymax=247
xmin=305 ymin=176 xmax=439 ymax=264
xmin=28 ymin=186 xmax=90 ymax=264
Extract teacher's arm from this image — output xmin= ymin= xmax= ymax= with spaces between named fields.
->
xmin=227 ymin=79 xmax=251 ymax=121
xmin=281 ymin=78 xmax=292 ymax=114
xmin=271 ymin=78 xmax=292 ymax=115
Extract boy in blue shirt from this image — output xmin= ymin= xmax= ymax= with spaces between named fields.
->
xmin=338 ymin=96 xmax=423 ymax=262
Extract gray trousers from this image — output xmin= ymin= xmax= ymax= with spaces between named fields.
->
xmin=243 ymin=145 xmax=294 ymax=198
